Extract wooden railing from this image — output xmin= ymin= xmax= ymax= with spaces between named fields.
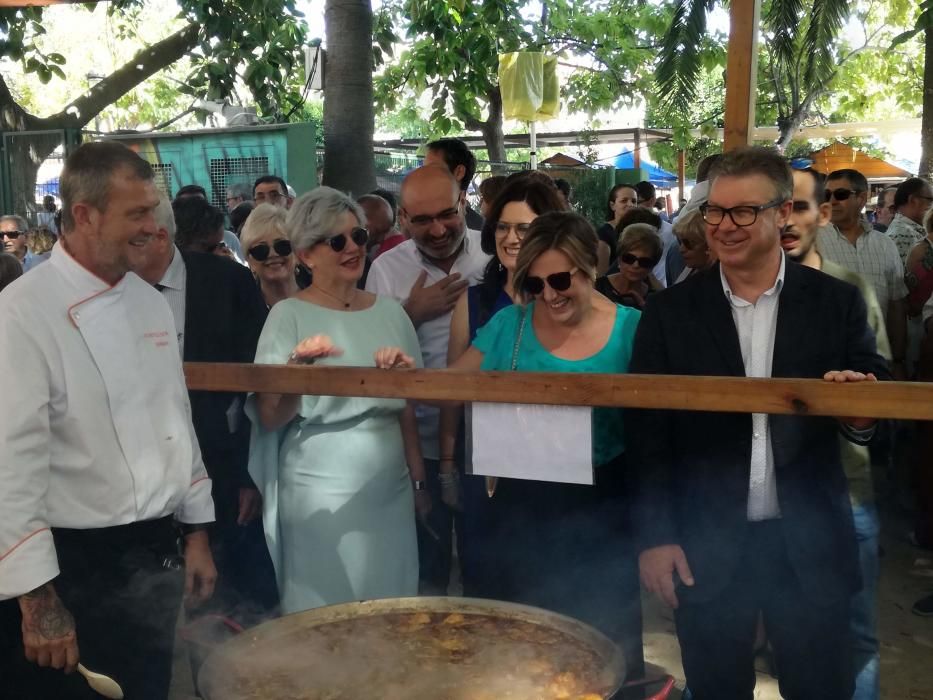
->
xmin=184 ymin=363 xmax=933 ymax=421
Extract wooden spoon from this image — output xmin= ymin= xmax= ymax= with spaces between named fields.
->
xmin=77 ymin=663 xmax=124 ymax=699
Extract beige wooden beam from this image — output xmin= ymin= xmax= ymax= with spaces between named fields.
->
xmin=184 ymin=363 xmax=933 ymax=421
xmin=723 ymin=0 xmax=761 ymax=151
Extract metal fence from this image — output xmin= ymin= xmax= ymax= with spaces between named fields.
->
xmin=0 ymin=129 xmax=79 ymax=226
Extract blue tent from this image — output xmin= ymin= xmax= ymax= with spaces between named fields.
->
xmin=610 ymin=151 xmax=677 ymax=186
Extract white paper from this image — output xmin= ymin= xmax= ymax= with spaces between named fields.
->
xmin=467 ymin=402 xmax=594 ymax=485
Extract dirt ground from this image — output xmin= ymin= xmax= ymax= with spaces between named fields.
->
xmin=169 ymin=503 xmax=933 ymax=700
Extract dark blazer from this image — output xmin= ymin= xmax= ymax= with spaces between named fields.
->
xmin=180 ymin=251 xmax=268 ymax=489
xmin=626 ymin=260 xmax=889 ymax=605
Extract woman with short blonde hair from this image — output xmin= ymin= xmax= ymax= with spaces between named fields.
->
xmin=241 ymin=203 xmax=298 ymax=307
xmin=670 ymin=209 xmax=712 ymax=284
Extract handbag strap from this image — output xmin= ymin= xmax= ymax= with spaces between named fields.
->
xmin=510 ymin=305 xmax=527 ymax=371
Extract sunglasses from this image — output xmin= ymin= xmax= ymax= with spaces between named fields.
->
xmin=1 ymin=230 xmax=24 ymax=240
xmin=825 ymin=188 xmax=863 ymax=202
xmin=248 ymin=239 xmax=293 ymax=261
xmin=522 ymin=267 xmax=578 ymax=296
xmin=620 ymin=252 xmax=658 ymax=269
xmin=676 ymin=237 xmax=698 ymax=251
xmin=325 ymin=227 xmax=368 ymax=252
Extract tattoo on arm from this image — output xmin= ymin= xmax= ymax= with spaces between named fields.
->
xmin=20 ymin=584 xmax=75 ymax=639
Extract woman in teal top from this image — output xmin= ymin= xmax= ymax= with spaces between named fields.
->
xmin=449 ymin=211 xmax=645 ymax=682
xmin=247 ymin=187 xmax=428 ymax=615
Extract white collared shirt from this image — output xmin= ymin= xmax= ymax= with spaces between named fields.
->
xmin=157 ymin=246 xmax=187 ymax=355
xmin=720 ymin=254 xmax=786 ymax=521
xmin=365 ymin=228 xmax=490 ymax=458
xmin=0 ymin=245 xmax=214 ymax=600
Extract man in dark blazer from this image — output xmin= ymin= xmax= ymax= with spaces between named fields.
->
xmin=136 ymin=198 xmax=278 ymax=619
xmin=627 ymin=147 xmax=889 ymax=700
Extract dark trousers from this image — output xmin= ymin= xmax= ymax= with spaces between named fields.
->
xmin=461 ymin=456 xmax=645 ymax=682
xmin=201 ymin=478 xmax=278 ymax=618
xmin=675 ymin=520 xmax=853 ymax=700
xmin=0 ymin=517 xmax=184 ymax=700
xmin=416 ymin=458 xmax=463 ymax=594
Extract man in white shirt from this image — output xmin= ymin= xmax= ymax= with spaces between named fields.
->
xmin=629 ymin=147 xmax=888 ymax=700
xmin=0 ymin=142 xmax=216 ymax=700
xmin=365 ymin=165 xmax=489 ymax=592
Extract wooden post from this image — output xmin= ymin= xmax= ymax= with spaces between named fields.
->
xmin=723 ymin=0 xmax=761 ymax=151
xmin=678 ymin=149 xmax=686 ymax=199
xmin=633 ymin=129 xmax=641 ymax=170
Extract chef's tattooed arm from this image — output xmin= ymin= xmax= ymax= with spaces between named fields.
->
xmin=18 ymin=582 xmax=80 ymax=672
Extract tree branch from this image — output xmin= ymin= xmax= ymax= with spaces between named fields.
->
xmin=37 ymin=23 xmax=200 ymax=130
xmin=0 ymin=73 xmax=41 ymax=132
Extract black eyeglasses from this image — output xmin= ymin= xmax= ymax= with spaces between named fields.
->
xmin=700 ymin=198 xmax=785 ymax=227
xmin=620 ymin=252 xmax=658 ymax=269
xmin=404 ymin=201 xmax=462 ymax=228
xmin=325 ymin=227 xmax=368 ymax=252
xmin=248 ymin=239 xmax=292 ymax=261
xmin=494 ymin=221 xmax=531 ymax=239
xmin=1 ymin=230 xmax=24 ymax=240
xmin=825 ymin=188 xmax=863 ymax=202
xmin=522 ymin=267 xmax=578 ymax=296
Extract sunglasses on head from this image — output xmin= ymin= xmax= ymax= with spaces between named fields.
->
xmin=248 ymin=239 xmax=293 ymax=261
xmin=1 ymin=230 xmax=24 ymax=240
xmin=325 ymin=227 xmax=368 ymax=252
xmin=522 ymin=268 xmax=578 ymax=296
xmin=825 ymin=188 xmax=863 ymax=202
xmin=620 ymin=252 xmax=658 ymax=269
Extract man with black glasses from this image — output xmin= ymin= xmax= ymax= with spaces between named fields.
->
xmin=629 ymin=147 xmax=888 ymax=700
xmin=0 ymin=214 xmax=29 ymax=267
xmin=253 ymin=175 xmax=292 ymax=209
xmin=818 ymin=168 xmax=908 ymax=378
xmin=365 ymin=165 xmax=489 ymax=594
xmin=886 ymin=177 xmax=933 ymax=265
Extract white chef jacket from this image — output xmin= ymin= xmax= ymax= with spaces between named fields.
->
xmin=0 ymin=244 xmax=214 ymax=600
xmin=364 ymin=229 xmax=490 ymax=459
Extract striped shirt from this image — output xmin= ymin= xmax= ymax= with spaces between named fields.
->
xmin=816 ymin=220 xmax=907 ymax=316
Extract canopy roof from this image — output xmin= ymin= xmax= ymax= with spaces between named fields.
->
xmin=612 ymin=151 xmax=677 ymax=185
xmin=808 ymin=142 xmax=912 ymax=180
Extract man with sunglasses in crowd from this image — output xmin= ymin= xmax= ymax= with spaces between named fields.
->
xmin=629 ymin=147 xmax=889 ymax=700
xmin=818 ymin=168 xmax=908 ymax=380
xmin=1 ymin=214 xmax=30 ymax=268
xmin=873 ymin=187 xmax=898 ymax=232
xmin=365 ymin=165 xmax=490 ymax=594
xmin=783 ymin=166 xmax=890 ymax=700
xmin=133 ymin=196 xmax=279 ymax=629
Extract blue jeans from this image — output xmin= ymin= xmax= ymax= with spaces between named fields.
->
xmin=850 ymin=502 xmax=880 ymax=700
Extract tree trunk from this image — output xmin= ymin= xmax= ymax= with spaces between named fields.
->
xmin=463 ymin=87 xmax=506 ymax=165
xmin=322 ymin=0 xmax=377 ymax=196
xmin=920 ymin=26 xmax=933 ymax=180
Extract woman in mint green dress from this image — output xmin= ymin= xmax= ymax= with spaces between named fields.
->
xmin=247 ymin=187 xmax=428 ymax=615
xmin=448 ymin=211 xmax=645 ymax=680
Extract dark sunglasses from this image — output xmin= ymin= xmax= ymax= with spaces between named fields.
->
xmin=325 ymin=227 xmax=368 ymax=252
xmin=1 ymin=230 xmax=24 ymax=239
xmin=248 ymin=239 xmax=293 ymax=261
xmin=620 ymin=252 xmax=658 ymax=269
xmin=522 ymin=267 xmax=578 ymax=296
xmin=825 ymin=188 xmax=863 ymax=202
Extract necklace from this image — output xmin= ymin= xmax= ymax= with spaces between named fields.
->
xmin=313 ymin=284 xmax=356 ymax=309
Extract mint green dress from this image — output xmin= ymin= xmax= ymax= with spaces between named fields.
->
xmin=247 ymin=296 xmax=422 ymax=614
xmin=472 ymin=301 xmax=641 ymax=465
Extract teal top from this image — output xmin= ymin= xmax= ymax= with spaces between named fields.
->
xmin=472 ymin=302 xmax=641 ymax=465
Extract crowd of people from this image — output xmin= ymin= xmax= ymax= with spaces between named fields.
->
xmin=0 ymin=136 xmax=930 ymax=700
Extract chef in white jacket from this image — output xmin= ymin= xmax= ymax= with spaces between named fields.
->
xmin=0 ymin=141 xmax=216 ymax=700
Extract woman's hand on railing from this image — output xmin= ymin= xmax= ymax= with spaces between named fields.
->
xmin=374 ymin=347 xmax=416 ymax=369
